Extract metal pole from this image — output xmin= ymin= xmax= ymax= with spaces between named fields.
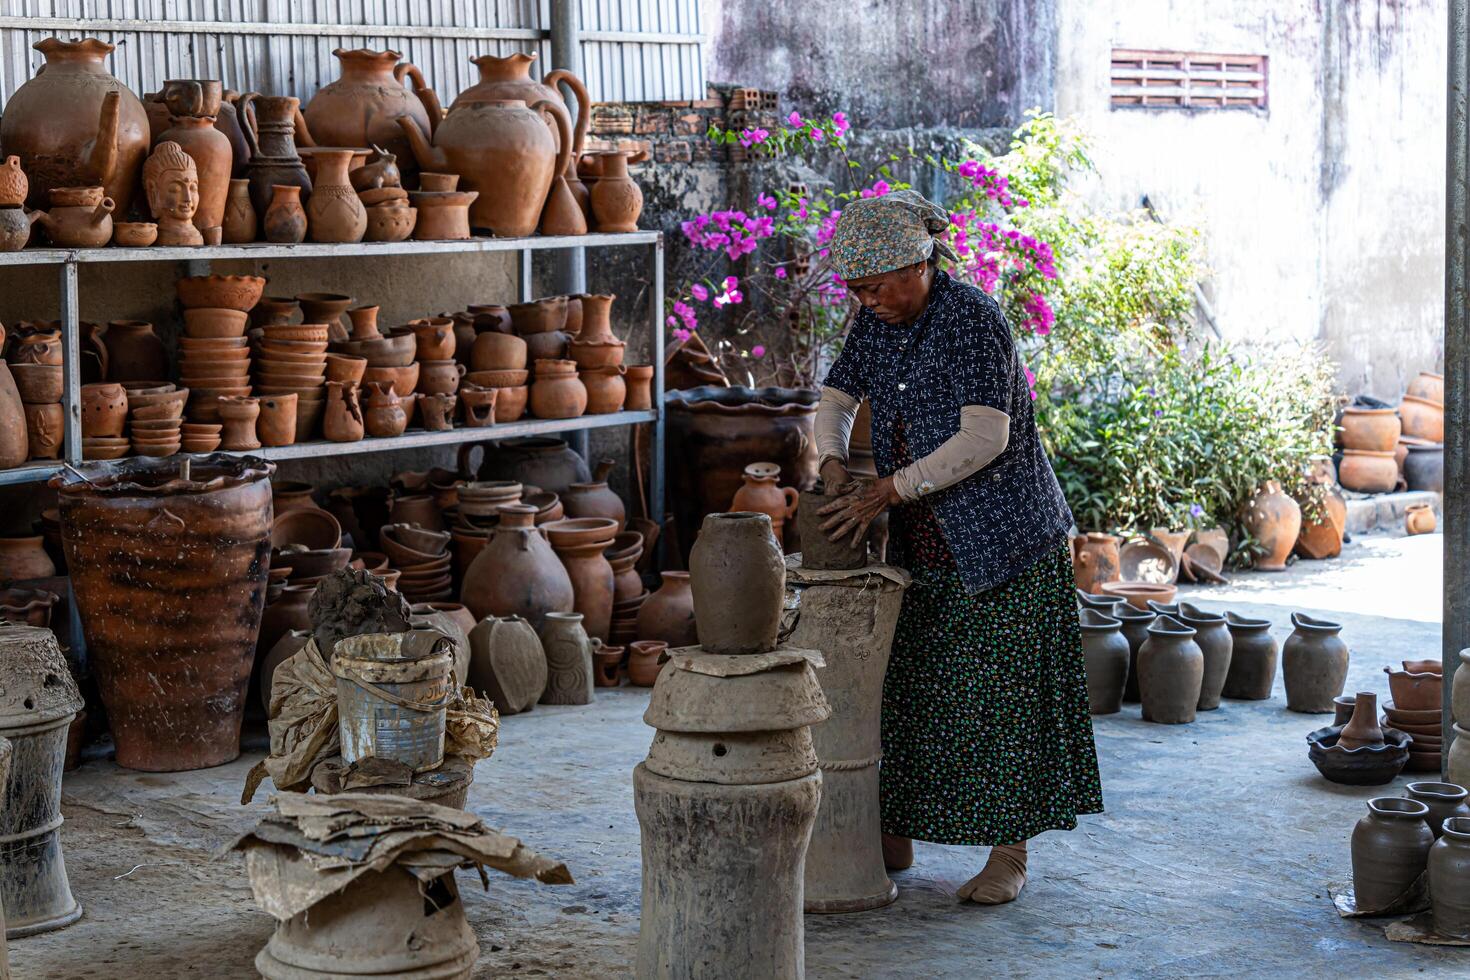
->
xmin=59 ymin=261 xmax=82 ymax=465
xmin=549 ymin=0 xmax=587 ymax=300
xmin=1444 ymin=0 xmax=1468 ymax=770
xmin=650 ymin=234 xmax=666 ymax=531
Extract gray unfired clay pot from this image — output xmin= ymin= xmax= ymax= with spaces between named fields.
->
xmin=1222 ymin=612 xmax=1278 ymax=700
xmin=1078 ymin=608 xmax=1129 ymax=715
xmin=1406 ymin=782 xmax=1470 ymax=839
xmin=1137 ymin=615 xmax=1203 ymax=725
xmin=1352 ymin=797 xmax=1433 ymax=913
xmin=1282 ymin=612 xmax=1349 ymax=713
xmin=1177 ymin=602 xmax=1231 ymax=711
xmin=1430 ymin=816 xmax=1470 ymax=938
xmin=1115 ymin=605 xmax=1156 ymax=703
xmin=688 ymin=511 xmax=784 ymax=655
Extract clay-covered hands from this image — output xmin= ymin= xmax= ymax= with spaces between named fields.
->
xmin=819 ymin=458 xmax=852 ymax=491
xmin=817 ymin=475 xmax=900 ymax=548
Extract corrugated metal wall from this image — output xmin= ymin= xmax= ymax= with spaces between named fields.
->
xmin=0 ymin=0 xmax=705 ymax=104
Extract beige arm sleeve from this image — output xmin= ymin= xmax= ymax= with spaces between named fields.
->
xmin=815 ymin=386 xmax=861 ymax=467
xmin=892 ymin=405 xmax=1011 ymax=502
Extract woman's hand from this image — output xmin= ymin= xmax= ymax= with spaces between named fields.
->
xmin=817 ymin=476 xmax=900 ymax=548
xmin=819 ymin=458 xmax=852 ymax=492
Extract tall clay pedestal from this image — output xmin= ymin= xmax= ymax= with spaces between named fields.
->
xmin=635 ymin=648 xmax=829 ymax=979
xmin=785 ymin=557 xmax=910 ymax=914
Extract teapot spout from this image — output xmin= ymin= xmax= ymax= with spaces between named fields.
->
xmin=396 ymin=116 xmax=447 ymax=172
xmin=85 ymin=90 xmax=122 ymax=187
xmin=90 ymin=197 xmax=117 ymax=225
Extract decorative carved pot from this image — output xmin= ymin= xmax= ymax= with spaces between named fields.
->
xmin=537 ymin=611 xmax=596 ymax=706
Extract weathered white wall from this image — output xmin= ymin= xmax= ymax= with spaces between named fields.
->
xmin=1056 ymin=0 xmax=1444 ymax=398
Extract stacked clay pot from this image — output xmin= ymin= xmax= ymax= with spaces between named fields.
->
xmin=177 ymin=274 xmax=266 ymax=423
xmin=510 ymin=295 xmax=571 ymax=364
xmin=466 ymin=320 xmax=529 ymax=423
xmin=543 ymin=516 xmax=619 ymax=643
xmin=329 ymin=303 xmax=420 ymax=413
xmin=451 ymin=480 xmax=525 ymax=584
xmin=119 ymin=383 xmax=192 ymax=457
xmin=254 ymin=309 xmax=329 ymax=443
xmin=1383 ymin=659 xmax=1445 ymax=772
xmin=0 ymin=155 xmax=34 ymax=251
xmin=10 ymin=324 xmax=66 ymax=461
xmin=258 ymin=504 xmax=351 ymax=658
xmin=1338 ymin=404 xmax=1401 ymax=493
xmin=380 ymin=523 xmax=453 ymax=602
xmin=407 ymin=171 xmax=477 ymax=240
xmin=410 ymin=316 xmax=462 ymax=419
xmin=567 ymin=295 xmax=627 ymax=413
xmin=606 ymin=530 xmax=647 ymax=648
xmin=348 ymin=146 xmax=418 ymax=242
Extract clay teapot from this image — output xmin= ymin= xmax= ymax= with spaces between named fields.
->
xmin=399 ymin=98 xmax=571 ymax=237
xmin=0 ymin=38 xmax=150 ymax=212
xmin=450 ymin=53 xmax=591 ymax=157
xmin=33 ymin=187 xmax=115 ymax=247
xmin=300 ymin=48 xmax=443 ymax=186
xmin=589 ymin=149 xmax=646 ymax=233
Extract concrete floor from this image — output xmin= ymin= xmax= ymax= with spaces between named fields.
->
xmin=12 ymin=530 xmax=1462 ymax=978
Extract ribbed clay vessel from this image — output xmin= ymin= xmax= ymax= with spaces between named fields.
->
xmin=1282 ymin=612 xmax=1349 ymax=713
xmin=52 ymin=454 xmax=274 ymax=771
xmin=689 ymin=512 xmax=785 ymax=655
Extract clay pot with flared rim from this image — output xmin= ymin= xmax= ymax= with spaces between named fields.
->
xmin=461 ymin=503 xmax=574 ymax=628
xmin=576 ymin=294 xmax=617 ymax=345
xmin=323 ymin=380 xmax=364 ymax=442
xmin=302 ymin=48 xmax=442 ymax=186
xmin=636 ymin=571 xmax=697 ymax=648
xmin=459 ymin=386 xmax=498 ymax=427
xmin=690 ymin=511 xmax=785 ymax=655
xmin=325 ymin=353 xmax=368 ymax=384
xmin=183 ymin=307 xmax=250 ymax=338
xmin=1408 ymin=783 xmax=1470 ymax=839
xmin=1137 ymin=615 xmax=1203 ymax=725
xmin=221 ymin=178 xmax=256 ymax=243
xmin=543 ymin=517 xmax=618 ymax=642
xmin=530 ymin=359 xmax=587 ymax=419
xmin=1283 ymin=612 xmax=1349 ymax=713
xmin=1430 ymin=817 xmax=1470 ymax=938
xmin=1352 ymin=797 xmax=1434 ymax=913
xmin=1079 ymin=609 xmax=1129 ymax=715
xmin=581 ymin=365 xmax=626 ymax=414
xmin=1221 ymin=611 xmax=1278 ymax=700
xmin=562 ymin=461 xmax=626 ymax=530
xmin=0 ymin=534 xmax=57 ymax=580
xmin=624 ymin=364 xmax=654 ymax=411
xmin=1333 ymin=694 xmax=1358 ymax=725
xmin=730 ymin=461 xmax=798 ymax=547
xmin=1406 ymin=503 xmax=1437 ymax=536
xmin=589 ymin=150 xmax=644 ymax=232
xmin=263 ymin=183 xmax=307 ymax=243
xmin=412 ymin=319 xmax=456 ymax=360
xmin=1407 ymin=371 xmax=1445 ymax=405
xmin=416 ymin=359 xmax=465 ymax=396
xmin=1242 ymin=481 xmax=1300 ymax=571
xmin=217 ymin=396 xmax=261 ymax=450
xmin=1339 ymin=406 xmax=1401 ymax=451
xmin=1400 ymin=395 xmax=1444 ymax=442
xmin=567 ymin=339 xmax=625 ymax=370
xmin=627 ymin=639 xmax=667 ymax=687
xmin=341 ymin=304 xmax=378 ymax=341
xmin=1385 ymin=666 xmax=1442 ymax=711
xmin=451 ymin=52 xmax=591 ymax=159
xmin=419 ymin=393 xmax=457 ymax=431
xmin=1339 ymin=690 xmax=1386 ymax=750
xmin=1072 ymin=533 xmax=1122 ymax=593
xmin=471 ymin=331 xmax=527 ymax=371
xmin=23 ymin=403 xmax=63 ymax=459
xmin=1339 ymin=449 xmax=1398 ymax=493
xmin=1176 ymin=602 xmax=1231 ymax=711
xmin=81 ymin=382 xmax=128 ymax=438
xmin=257 ymin=393 xmax=298 ymax=447
xmin=176 ymin=273 xmax=266 ymax=311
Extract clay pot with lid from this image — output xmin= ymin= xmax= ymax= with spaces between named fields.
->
xmin=1137 ymin=615 xmax=1203 ymax=725
xmin=1352 ymin=797 xmax=1433 ymax=913
xmin=589 ymin=149 xmax=645 ymax=232
xmin=689 ymin=512 xmax=785 ymax=655
xmin=158 ymin=80 xmax=232 ymax=238
xmin=460 ymin=503 xmax=574 ymax=629
xmin=1242 ymin=481 xmax=1300 ymax=572
xmin=1282 ymin=612 xmax=1349 ymax=713
xmin=1 ymin=38 xmax=150 ymax=212
xmin=636 ymin=571 xmax=697 ymax=648
xmin=543 ymin=517 xmax=619 ymax=642
xmin=730 ymin=461 xmax=798 ymax=547
xmin=530 ymin=358 xmax=587 ymax=419
xmin=301 ymin=48 xmax=443 ymax=187
xmin=53 ymin=454 xmax=275 ymax=771
xmin=1221 ymin=611 xmax=1277 ymax=700
xmin=562 ymin=459 xmax=626 ymax=530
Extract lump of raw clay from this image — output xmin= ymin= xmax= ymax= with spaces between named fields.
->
xmin=308 ymin=568 xmax=412 ymax=660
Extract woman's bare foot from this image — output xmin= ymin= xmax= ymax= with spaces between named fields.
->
xmin=958 ymin=840 xmax=1027 ymax=905
xmin=882 ymin=834 xmax=913 ymax=871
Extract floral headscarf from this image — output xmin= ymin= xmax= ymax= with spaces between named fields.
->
xmin=829 ymin=189 xmax=958 ymax=281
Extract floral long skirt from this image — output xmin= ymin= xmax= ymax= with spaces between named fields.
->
xmin=881 ymin=457 xmax=1104 ymax=845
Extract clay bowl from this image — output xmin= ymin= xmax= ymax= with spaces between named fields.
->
xmin=1385 ymin=700 xmax=1444 ymax=726
xmin=494 ymin=385 xmax=529 ymax=422
xmin=255 ymin=383 xmax=324 ymax=398
xmin=131 ymin=440 xmax=181 ymax=457
xmin=380 ymin=530 xmax=449 ymax=567
xmin=522 ymin=491 xmax=562 ymax=523
xmin=381 ymin=523 xmax=451 ymax=555
xmin=353 ymin=551 xmax=391 ymax=574
xmin=10 ymin=363 xmax=64 ymax=403
xmin=271 ymin=507 xmax=343 ymax=551
xmin=1099 ymin=580 xmax=1178 ymax=611
xmin=400 ymin=576 xmax=453 ymax=595
xmin=542 ymin=517 xmax=619 ymax=550
xmin=1403 ymin=659 xmax=1444 ymax=675
xmin=130 ymin=418 xmax=182 ymax=434
xmin=180 ymin=358 xmax=252 ymax=377
xmin=189 ymin=384 xmax=253 ymax=399
xmin=120 ymin=381 xmax=175 ymax=396
xmin=1306 ymin=725 xmax=1412 ymax=785
xmin=130 ymin=398 xmax=187 ymax=422
xmin=182 ymin=307 xmax=250 ymax=338
xmin=126 ymin=384 xmax=186 ymax=406
xmin=273 ymin=546 xmax=352 ymax=580
xmin=465 ymin=369 xmax=529 ymax=388
xmin=1407 ymin=751 xmax=1444 ymax=773
xmin=397 ymin=560 xmax=453 ymax=582
xmin=567 ymin=340 xmax=626 ymax=370
xmin=605 ymin=531 xmax=644 ymax=563
xmin=1119 ymin=537 xmax=1178 ymax=585
xmin=180 ymin=435 xmax=223 ymax=453
xmin=256 ymin=364 xmax=327 ymax=383
xmin=1386 ymin=668 xmax=1443 ymax=711
xmin=260 ymin=338 xmax=330 ymax=356
xmin=256 ymin=345 xmax=329 ymax=365
xmin=181 ymin=422 xmax=223 ymax=436
xmin=1381 ymin=713 xmax=1443 ymax=737
xmin=176 ymin=274 xmax=267 ymax=311
xmin=333 ymin=333 xmax=416 ymax=367
xmin=363 ymin=363 xmax=419 ymax=397
xmin=82 ymin=435 xmax=130 ymax=450
xmin=324 ymin=354 xmax=368 ymax=384
xmin=112 ymin=221 xmax=158 ymax=247
xmin=180 ymin=336 xmax=250 ymax=354
xmin=263 ymin=324 xmax=331 ymax=344
xmin=83 ymin=440 xmax=132 ymax=460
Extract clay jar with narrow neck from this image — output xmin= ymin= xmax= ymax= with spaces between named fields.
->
xmin=1431 ymin=817 xmax=1470 ymax=938
xmin=1352 ymin=798 xmax=1434 ymax=913
xmin=731 ymin=461 xmax=798 ymax=546
xmin=543 ymin=518 xmax=618 ymax=642
xmin=239 ymin=93 xmax=312 ymax=216
xmin=302 ymin=48 xmax=441 ymax=187
xmin=1338 ymin=690 xmax=1385 ymax=750
xmin=221 ymin=178 xmax=257 ymax=243
xmin=1282 ymin=612 xmax=1349 ymax=713
xmin=577 ymin=294 xmax=617 ymax=345
xmin=562 ymin=460 xmax=626 ymax=530
xmin=159 ymin=80 xmax=232 ymax=237
xmin=460 ymin=503 xmax=574 ymax=629
xmin=689 ymin=512 xmax=785 ymax=655
xmin=451 ymin=53 xmax=591 ymax=158
xmin=1221 ymin=611 xmax=1278 ymax=700
xmin=1079 ymin=609 xmax=1129 ymax=715
xmin=1244 ymin=481 xmax=1301 ymax=572
xmin=1176 ymin=602 xmax=1231 ymax=711
xmin=1137 ymin=615 xmax=1203 ymax=725
xmin=263 ymin=183 xmax=307 ymax=243
xmin=538 ymin=611 xmax=596 ymax=706
xmin=306 ymin=148 xmax=367 ymax=243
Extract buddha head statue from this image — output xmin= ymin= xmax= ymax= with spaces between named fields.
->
xmin=143 ymin=141 xmax=199 ymax=225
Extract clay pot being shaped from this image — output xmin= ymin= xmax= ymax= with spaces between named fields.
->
xmin=1407 ymin=371 xmax=1445 ymax=405
xmin=1282 ymin=612 xmax=1349 ymax=713
xmin=221 ymin=178 xmax=257 ymax=243
xmin=238 ymin=93 xmax=312 ymax=216
xmin=538 ymin=611 xmax=596 ymax=706
xmin=399 ymin=97 xmax=569 ymax=237
xmin=460 ymin=503 xmax=574 ymax=629
xmin=0 ymin=366 xmax=29 ymax=468
xmin=730 ymin=461 xmax=799 ymax=546
xmin=263 ymin=183 xmax=308 ymax=243
xmin=0 ymin=156 xmax=27 ymax=208
xmin=1431 ymin=817 xmax=1470 ymax=938
xmin=81 ymin=382 xmax=128 ymax=438
xmin=1072 ymin=533 xmax=1123 ymax=593
xmin=217 ymin=395 xmax=261 ymax=450
xmin=1079 ymin=609 xmax=1129 ymax=715
xmin=324 ymin=380 xmax=365 ymax=442
xmin=562 ymin=460 xmax=626 ymax=531
xmin=543 ymin=518 xmax=618 ymax=642
xmin=1221 ymin=611 xmax=1278 ymax=700
xmin=1 ymin=38 xmax=150 ymax=213
xmin=1409 ymin=783 xmax=1470 ymax=839
xmin=462 ymin=436 xmax=590 ymax=494
xmin=305 ymin=148 xmax=368 ymax=243
xmin=0 ymin=534 xmax=57 ymax=580
xmin=1399 ymin=395 xmax=1444 ymax=442
xmin=33 ymin=190 xmax=115 ymax=247
xmin=301 ymin=48 xmax=443 ymax=187
xmin=467 ymin=614 xmax=547 ymax=714
xmin=362 ymin=381 xmax=408 ymax=437
xmin=625 ymin=364 xmax=654 ymax=411
xmin=1352 ymin=797 xmax=1434 ymax=914
xmin=451 ymin=53 xmax=591 ymax=158
xmin=1338 ymin=690 xmax=1386 ymax=750
xmin=257 ymin=393 xmax=298 ymax=447
xmin=472 ymin=331 xmax=528 ymax=371
xmin=688 ymin=512 xmax=784 ymax=655
xmin=1176 ymin=602 xmax=1231 ymax=711
xmin=1243 ymin=481 xmax=1301 ymax=571
xmin=589 ymin=149 xmax=645 ymax=232
xmin=1406 ymin=503 xmax=1437 ymax=536
xmin=1339 ymin=406 xmax=1401 ymax=452
xmin=530 ymin=358 xmax=587 ymax=419
xmin=158 ymin=80 xmax=232 ymax=238
xmin=98 ymin=320 xmax=168 ymax=383
xmin=1137 ymin=615 xmax=1204 ymax=725
xmin=635 ymin=571 xmax=697 ymax=648
xmin=53 ymin=454 xmax=275 ymax=771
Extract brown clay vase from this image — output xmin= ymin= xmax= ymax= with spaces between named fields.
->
xmin=543 ymin=517 xmax=618 ymax=642
xmin=362 ymin=381 xmax=408 ymax=437
xmin=462 ymin=436 xmax=590 ymax=494
xmin=627 ymin=639 xmax=667 ymax=687
xmin=1352 ymin=798 xmax=1433 ymax=913
xmin=1408 ymin=784 xmax=1470 ymax=839
xmin=1137 ymin=615 xmax=1204 ymax=725
xmin=305 ymin=148 xmax=367 ymax=243
xmin=635 ymin=571 xmax=697 ymax=648
xmin=1072 ymin=533 xmax=1123 ymax=593
xmin=530 ymin=358 xmax=587 ymax=419
xmin=730 ymin=461 xmax=799 ymax=547
xmin=540 ymin=168 xmax=587 ymax=235
xmin=98 ymin=320 xmax=169 ymax=383
xmin=1295 ymin=486 xmax=1346 ymax=560
xmin=624 ymin=364 xmax=654 ymax=411
xmin=221 ymin=178 xmax=257 ymax=243
xmin=460 ymin=503 xmax=574 ymax=629
xmin=324 ymin=380 xmax=365 ymax=442
xmin=1079 ymin=609 xmax=1129 ymax=715
xmin=1 ymin=38 xmax=150 ymax=213
xmin=562 ymin=460 xmax=626 ymax=531
xmin=0 ymin=535 xmax=57 ymax=580
xmin=53 ymin=454 xmax=275 ymax=771
xmin=689 ymin=511 xmax=785 ymax=655
xmin=158 ymin=80 xmax=232 ymax=238
xmin=1430 ymin=817 xmax=1470 ymax=938
xmin=257 ymin=393 xmax=298 ymax=448
xmin=24 ymin=403 xmax=64 ymax=460
xmin=238 ymin=93 xmax=312 ymax=216
xmin=471 ymin=331 xmax=527 ymax=372
xmin=1221 ymin=611 xmax=1277 ymax=700
xmin=1282 ymin=612 xmax=1349 ymax=713
xmin=1242 ymin=481 xmax=1301 ymax=572
xmin=589 ymin=149 xmax=645 ymax=232
xmin=537 ymin=611 xmax=596 ymax=706
xmin=1406 ymin=503 xmax=1437 ymax=536
xmin=0 ymin=366 xmax=29 ymax=469
xmin=467 ymin=614 xmax=547 ymax=714
xmin=1339 ymin=407 xmax=1401 ymax=452
xmin=581 ymin=365 xmax=626 ymax=414
xmin=1338 ymin=690 xmax=1386 ymax=750
xmin=0 ymin=155 xmax=28 ymax=207
xmin=301 ymin=48 xmax=442 ymax=187
xmin=1176 ymin=602 xmax=1231 ymax=711
xmin=263 ymin=183 xmax=308 ymax=243
xmin=1115 ymin=604 xmax=1155 ymax=703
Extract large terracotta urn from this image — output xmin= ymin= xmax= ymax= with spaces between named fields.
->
xmin=1242 ymin=480 xmax=1301 ymax=572
xmin=300 ymin=48 xmax=443 ymax=187
xmin=52 ymin=454 xmax=275 ymax=772
xmin=1071 ymin=533 xmax=1122 ymax=593
xmin=449 ymin=52 xmax=591 ymax=158
xmin=636 ymin=571 xmax=697 ymax=648
xmin=460 ymin=503 xmax=574 ymax=629
xmin=666 ymin=386 xmax=820 ymax=565
xmin=0 ymin=38 xmax=150 ymax=213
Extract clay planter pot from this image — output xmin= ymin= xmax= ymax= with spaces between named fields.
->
xmin=471 ymin=331 xmax=528 ymax=371
xmin=1242 ymin=481 xmax=1300 ymax=571
xmin=1352 ymin=797 xmax=1434 ymax=913
xmin=412 ymin=319 xmax=457 ymax=361
xmin=53 ymin=454 xmax=275 ymax=771
xmin=688 ymin=512 xmax=784 ymax=655
xmin=1430 ymin=817 xmax=1470 ymax=938
xmin=176 ymin=274 xmax=266 ymax=311
xmin=216 ymin=396 xmax=261 ymax=450
xmin=543 ymin=517 xmax=619 ymax=641
xmin=1385 ymin=666 xmax=1442 ymax=712
xmin=112 ymin=221 xmax=157 ymax=246
xmin=730 ymin=461 xmax=799 ymax=547
xmin=0 ymin=535 xmax=57 ymax=580
xmin=1406 ymin=503 xmax=1437 ymax=536
xmin=1339 ymin=449 xmax=1398 ymax=493
xmin=1071 ymin=533 xmax=1122 ymax=593
xmin=1339 ymin=407 xmax=1401 ymax=452
xmin=1404 ymin=442 xmax=1445 ymax=493
xmin=11 ymin=364 xmax=65 ymax=404
xmin=182 ymin=307 xmax=251 ymax=339
xmin=1283 ymin=612 xmax=1349 ymax=713
xmin=581 ymin=365 xmax=626 ymax=414
xmin=1072 ymin=610 xmax=1128 ymax=719
xmin=1137 ymin=615 xmax=1204 ymax=725
xmin=1399 ymin=395 xmax=1444 ymax=442
xmin=635 ymin=571 xmax=697 ymax=648
xmin=627 ymin=640 xmax=667 ymax=687
xmin=416 ymin=359 xmax=465 ymax=396
xmin=1175 ymin=602 xmax=1231 ymax=711
xmin=461 ymin=504 xmax=574 ymax=629
xmin=325 ymin=353 xmax=368 ymax=384
xmin=467 ymin=615 xmax=547 ymax=714
xmin=530 ymin=359 xmax=587 ymax=419
xmin=1221 ymin=611 xmax=1278 ymax=700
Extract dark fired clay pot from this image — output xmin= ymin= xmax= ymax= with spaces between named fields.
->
xmin=1221 ymin=611 xmax=1278 ymax=700
xmin=1352 ymin=797 xmax=1433 ymax=913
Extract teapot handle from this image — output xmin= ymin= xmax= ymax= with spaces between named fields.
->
xmin=395 ymin=62 xmax=444 ymax=137
xmin=542 ymin=70 xmax=591 ymax=158
xmin=237 ymin=92 xmax=262 ymax=158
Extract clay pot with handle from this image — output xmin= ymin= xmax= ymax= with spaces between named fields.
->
xmin=301 ymin=48 xmax=443 ymax=187
xmin=238 ymin=93 xmax=312 ymax=216
xmin=450 ymin=52 xmax=591 ymax=159
xmin=589 ymin=149 xmax=646 ymax=232
xmin=730 ymin=461 xmax=799 ymax=546
xmin=33 ymin=190 xmax=115 ymax=247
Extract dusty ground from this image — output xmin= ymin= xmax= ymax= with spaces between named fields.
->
xmin=10 ymin=530 xmax=1462 ymax=979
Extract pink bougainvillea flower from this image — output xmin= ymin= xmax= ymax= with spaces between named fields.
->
xmin=774 ymin=267 xmax=788 ymax=280
xmin=810 ymin=128 xmax=825 ymax=141
xmin=673 ymin=327 xmax=692 ymax=343
xmin=758 ymin=193 xmax=777 ymax=210
xmin=788 ymin=111 xmax=803 ymax=127
xmin=832 ymin=111 xmax=849 ymax=135
xmin=690 ymin=283 xmax=709 ymax=302
xmin=751 ymin=344 xmax=766 ymax=358
xmin=666 ymin=315 xmax=677 ymax=327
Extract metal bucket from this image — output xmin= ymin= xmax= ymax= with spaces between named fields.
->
xmin=332 ymin=631 xmax=453 ymax=773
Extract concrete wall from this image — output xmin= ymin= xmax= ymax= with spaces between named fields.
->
xmin=1055 ymin=0 xmax=1444 ymax=398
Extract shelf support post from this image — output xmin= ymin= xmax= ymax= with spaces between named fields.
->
xmin=549 ymin=0 xmax=588 ymax=301
xmin=59 ymin=260 xmax=82 ymax=465
xmin=649 ymin=234 xmax=666 ymax=532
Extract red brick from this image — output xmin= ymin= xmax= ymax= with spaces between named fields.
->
xmin=656 ymin=140 xmax=693 ymax=163
xmin=672 ymin=112 xmax=705 ymax=135
xmin=634 ymin=110 xmax=670 ymax=134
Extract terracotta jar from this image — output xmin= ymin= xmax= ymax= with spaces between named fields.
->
xmin=217 ymin=396 xmax=261 ymax=450
xmin=1431 ymin=817 xmax=1470 ymax=938
xmin=53 ymin=455 xmax=275 ymax=771
xmin=624 ymin=364 xmax=654 ymax=411
xmin=543 ymin=518 xmax=618 ymax=642
xmin=577 ymin=365 xmax=624 ymax=415
xmin=537 ymin=611 xmax=596 ymax=706
xmin=1339 ymin=448 xmax=1398 ymax=493
xmin=1399 ymin=394 xmax=1444 ymax=442
xmin=1409 ymin=784 xmax=1470 ymax=838
xmin=416 ymin=359 xmax=465 ymax=396
xmin=1221 ymin=611 xmax=1277 ymax=700
xmin=412 ymin=318 xmax=457 ymax=360
xmin=1242 ymin=481 xmax=1300 ymax=572
xmin=530 ymin=358 xmax=588 ymax=419
xmin=301 ymin=48 xmax=442 ymax=187
xmin=541 ymin=167 xmax=587 ymax=236
xmin=627 ymin=639 xmax=667 ymax=687
xmin=33 ymin=190 xmax=115 ymax=247
xmin=0 ymin=535 xmax=57 ymax=580
xmin=562 ymin=460 xmax=626 ymax=531
xmin=510 ymin=295 xmax=569 ymax=334
xmin=461 ymin=503 xmax=574 ymax=629
xmin=589 ymin=149 xmax=645 ymax=232
xmin=25 ymin=403 xmax=64 ymax=459
xmin=0 ymin=366 xmax=28 ymax=469
xmin=1070 ymin=533 xmax=1122 ymax=592
xmin=636 ymin=571 xmax=697 ymax=648
xmin=467 ymin=615 xmax=547 ymax=714
xmin=729 ymin=462 xmax=799 ymax=547
xmin=593 ymin=644 xmax=624 ymax=687
xmin=1175 ymin=602 xmax=1231 ymax=711
xmin=448 ymin=53 xmax=591 ymax=158
xmin=303 ymin=148 xmax=367 ymax=243
xmin=410 ymin=189 xmax=476 ymax=239
xmin=399 ymin=97 xmax=570 ymax=237
xmin=1351 ymin=797 xmax=1434 ymax=913
xmin=1406 ymin=502 xmax=1437 ymax=536
xmin=1335 ymin=690 xmax=1385 ymax=751
xmin=1407 ymin=371 xmax=1445 ymax=405
xmin=94 ymin=319 xmax=168 ymax=385
xmin=689 ymin=512 xmax=785 ymax=655
xmin=158 ymin=80 xmax=232 ymax=238
xmin=324 ymin=380 xmax=365 ymax=442
xmin=1079 ymin=609 xmax=1129 ymax=715
xmin=0 ymin=156 xmax=27 ymax=207
xmin=576 ymin=294 xmax=617 ymax=344
xmin=462 ymin=436 xmax=590 ymax=494
xmin=524 ymin=329 xmax=571 ymax=362
xmin=1137 ymin=615 xmax=1203 ymax=725
xmin=362 ymin=382 xmax=408 ymax=437
xmin=81 ymin=382 xmax=127 ymax=438
xmin=471 ymin=331 xmax=528 ymax=371
xmin=1296 ymin=486 xmax=1347 ymax=560
xmin=1404 ymin=442 xmax=1445 ymax=493
xmin=1339 ymin=406 xmax=1400 ymax=452
xmin=257 ymin=393 xmax=298 ymax=448
xmin=1282 ymin=612 xmax=1349 ymax=713
xmin=238 ymin=93 xmax=312 ymax=216
xmin=263 ymin=183 xmax=308 ymax=243
xmin=221 ymin=178 xmax=256 ymax=243
xmin=1 ymin=38 xmax=150 ymax=213
xmin=345 ymin=304 xmax=380 ymax=340
xmin=0 ymin=208 xmax=36 ymax=252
